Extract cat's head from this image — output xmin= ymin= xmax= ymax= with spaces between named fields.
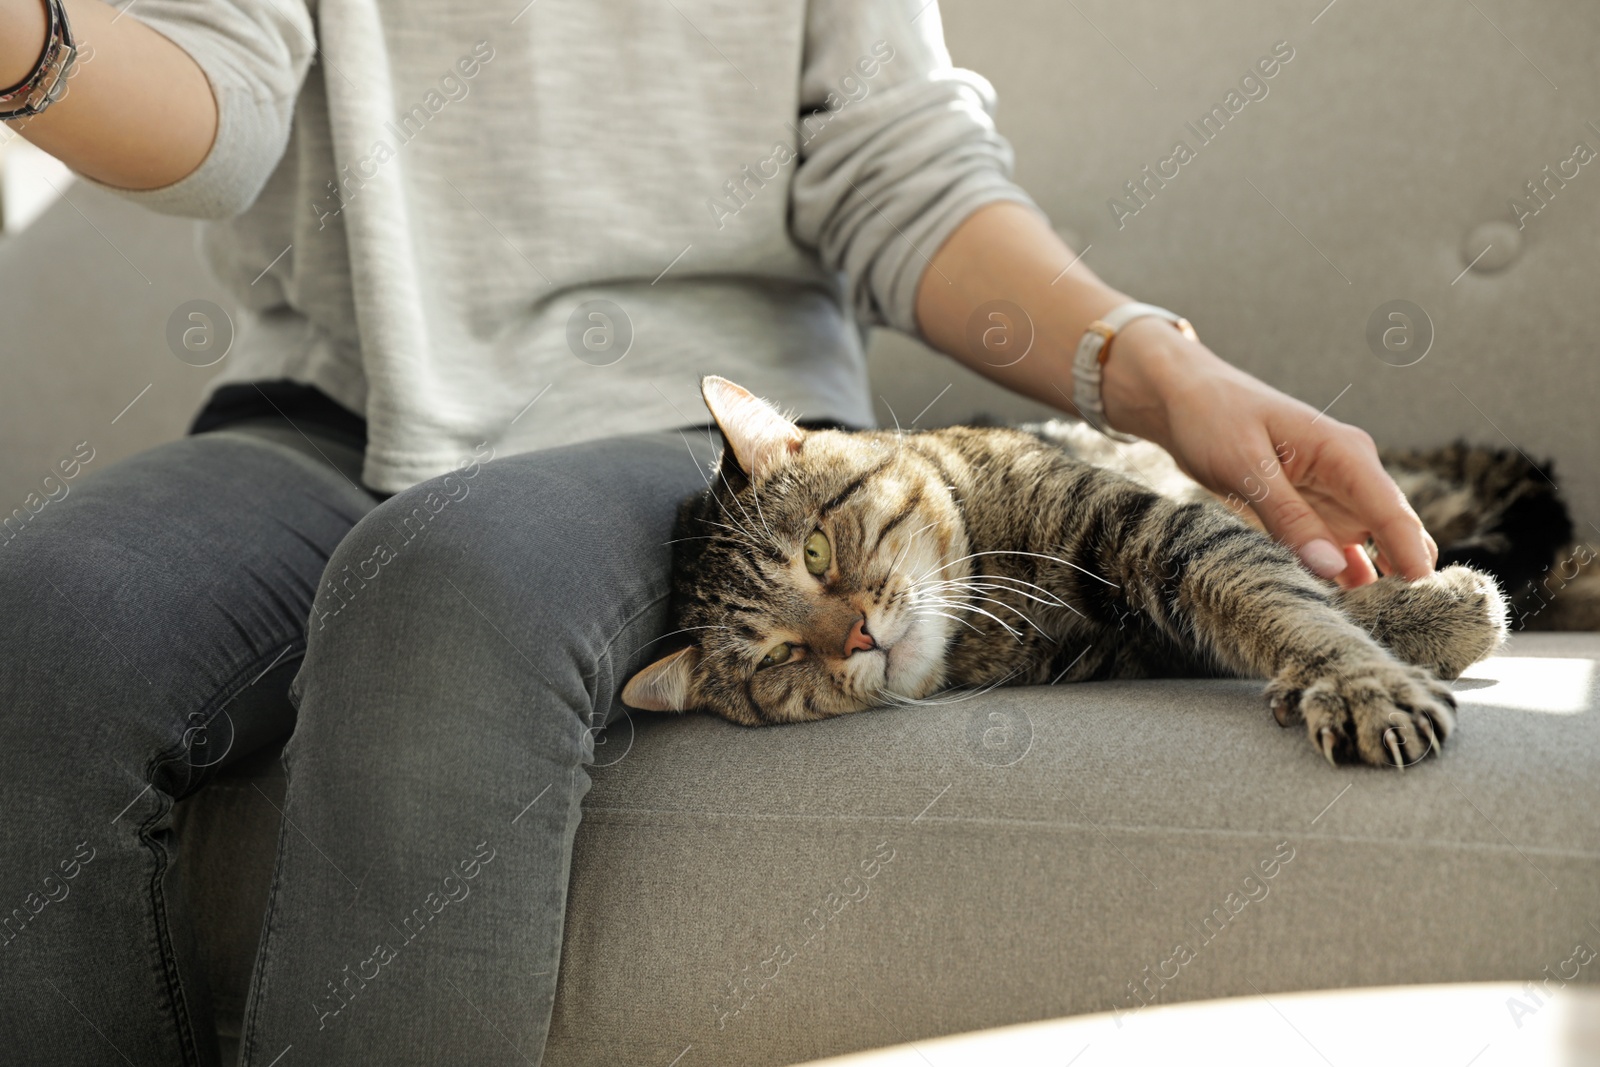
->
xmin=621 ymin=377 xmax=967 ymax=724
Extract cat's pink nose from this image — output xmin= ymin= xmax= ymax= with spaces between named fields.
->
xmin=843 ymin=617 xmax=876 ymax=657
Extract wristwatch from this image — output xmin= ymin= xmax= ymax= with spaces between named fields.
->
xmin=0 ymin=0 xmax=78 ymax=122
xmin=1071 ymin=301 xmax=1197 ymax=443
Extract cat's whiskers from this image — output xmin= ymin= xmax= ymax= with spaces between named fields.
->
xmin=909 ymin=607 xmax=986 ymax=635
xmin=921 ymin=580 xmax=1082 ymax=623
xmin=910 ymin=568 xmax=1068 ymax=637
xmin=905 ymin=562 xmax=1015 ymax=634
xmin=633 ymin=623 xmax=736 ymax=654
xmin=912 ymin=549 xmax=1118 ymax=589
xmin=880 ymin=666 xmax=1023 ymax=709
xmin=710 ymin=455 xmax=783 ymax=551
xmin=686 ymin=436 xmax=780 ymax=554
xmin=701 ymin=518 xmax=770 ymax=556
xmin=913 ymin=597 xmax=1028 ymax=640
xmin=922 ymin=575 xmax=1075 ymax=611
xmin=925 ymin=590 xmax=1050 ymax=633
xmin=677 ymin=430 xmax=718 ymax=494
xmin=886 ymin=520 xmax=941 ymax=576
xmin=743 ymin=472 xmax=779 ymax=547
xmin=880 ymin=396 xmax=908 ymax=460
xmin=922 ymin=602 xmax=1037 ymax=642
xmin=712 ymin=489 xmax=778 ymax=554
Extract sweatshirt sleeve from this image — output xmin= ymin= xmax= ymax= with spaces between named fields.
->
xmin=789 ymin=0 xmax=1044 ymax=336
xmin=82 ymin=0 xmax=316 ymax=219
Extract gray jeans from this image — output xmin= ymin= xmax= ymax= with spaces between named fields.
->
xmin=0 ymin=420 xmax=715 ymax=1065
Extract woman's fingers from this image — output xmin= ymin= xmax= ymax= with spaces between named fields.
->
xmin=1247 ymin=471 xmax=1349 ymax=580
xmin=1245 ymin=417 xmax=1436 ymax=586
xmin=1319 ymin=428 xmax=1436 ymax=581
xmin=1336 ymin=543 xmax=1379 ymax=588
xmin=1166 ymin=372 xmax=1438 ymax=587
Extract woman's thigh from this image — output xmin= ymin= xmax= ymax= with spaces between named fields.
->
xmin=0 ymin=427 xmax=376 ymax=1064
xmin=244 ymin=428 xmax=718 ymax=1064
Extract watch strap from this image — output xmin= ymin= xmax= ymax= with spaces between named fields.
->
xmin=1071 ymin=301 xmax=1196 ymax=443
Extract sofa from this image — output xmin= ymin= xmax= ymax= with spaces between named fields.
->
xmin=3 ymin=0 xmax=1597 ymax=1064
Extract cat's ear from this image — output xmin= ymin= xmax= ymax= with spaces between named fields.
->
xmin=700 ymin=376 xmax=803 ymax=481
xmin=621 ymin=647 xmax=701 ymax=712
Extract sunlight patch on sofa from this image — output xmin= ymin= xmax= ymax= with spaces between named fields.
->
xmin=1456 ymin=657 xmax=1595 ymax=714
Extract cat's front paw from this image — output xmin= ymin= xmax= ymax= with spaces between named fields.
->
xmin=1336 ymin=564 xmax=1508 ymax=679
xmin=1265 ymin=659 xmax=1457 ymax=768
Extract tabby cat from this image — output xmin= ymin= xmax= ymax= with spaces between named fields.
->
xmin=623 ymin=377 xmax=1520 ymax=768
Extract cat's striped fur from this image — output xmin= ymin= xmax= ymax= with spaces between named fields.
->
xmin=1381 ymin=442 xmax=1600 ymax=630
xmin=1042 ymin=421 xmax=1597 ymax=630
xmin=623 ymin=378 xmax=1509 ymax=768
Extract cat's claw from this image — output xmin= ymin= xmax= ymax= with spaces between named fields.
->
xmin=1384 ymin=728 xmax=1405 ymax=771
xmin=1270 ymin=659 xmax=1457 ymax=768
xmin=1269 ymin=683 xmax=1303 ymax=728
xmin=1415 ymin=711 xmax=1440 ymax=755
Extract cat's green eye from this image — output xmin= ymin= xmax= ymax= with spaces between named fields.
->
xmin=758 ymin=642 xmax=794 ymax=669
xmin=803 ymin=530 xmax=832 ymax=576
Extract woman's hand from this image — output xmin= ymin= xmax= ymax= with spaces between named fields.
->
xmin=1101 ymin=317 xmax=1438 ymax=588
xmin=912 ymin=202 xmax=1435 ymax=587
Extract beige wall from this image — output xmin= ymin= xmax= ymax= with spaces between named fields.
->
xmin=0 ymin=184 xmax=230 ymax=511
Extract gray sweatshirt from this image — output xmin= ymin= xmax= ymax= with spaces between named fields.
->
xmin=107 ymin=0 xmax=1037 ymax=492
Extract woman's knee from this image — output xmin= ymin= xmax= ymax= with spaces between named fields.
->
xmin=0 ymin=434 xmax=360 ymax=796
xmin=291 ymin=439 xmax=696 ymax=750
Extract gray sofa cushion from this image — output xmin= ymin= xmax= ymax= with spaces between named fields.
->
xmin=179 ymin=632 xmax=1600 ymax=1065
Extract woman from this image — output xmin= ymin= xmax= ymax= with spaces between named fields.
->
xmin=0 ymin=0 xmax=1436 ymax=1062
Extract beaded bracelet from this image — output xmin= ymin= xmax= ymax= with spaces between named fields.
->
xmin=0 ymin=0 xmax=79 ymax=122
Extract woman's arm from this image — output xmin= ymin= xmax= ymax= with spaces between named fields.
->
xmin=1 ymin=0 xmax=217 ymax=190
xmin=914 ymin=200 xmax=1437 ymax=588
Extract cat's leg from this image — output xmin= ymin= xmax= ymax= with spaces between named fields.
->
xmin=1069 ymin=482 xmax=1460 ymax=768
xmin=1334 ymin=565 xmax=1508 ymax=679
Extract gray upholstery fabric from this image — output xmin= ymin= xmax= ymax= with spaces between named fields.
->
xmin=179 ymin=632 xmax=1600 ymax=1064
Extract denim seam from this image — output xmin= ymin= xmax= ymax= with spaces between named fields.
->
xmin=134 ymin=789 xmax=207 ymax=1067
xmin=145 ymin=637 xmax=306 ymax=797
xmin=523 ymin=760 xmax=587 ymax=1054
xmin=135 ymin=637 xmax=306 ymax=1065
xmin=582 ymin=590 xmax=669 ymax=724
xmin=238 ymin=775 xmax=296 ymax=1064
xmin=583 ymin=590 xmax=670 ymax=688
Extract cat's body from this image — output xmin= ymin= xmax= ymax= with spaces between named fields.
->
xmin=623 ymin=378 xmax=1513 ymax=768
xmin=1381 ymin=442 xmax=1599 ymax=631
xmin=1025 ymin=418 xmax=1598 ymax=632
